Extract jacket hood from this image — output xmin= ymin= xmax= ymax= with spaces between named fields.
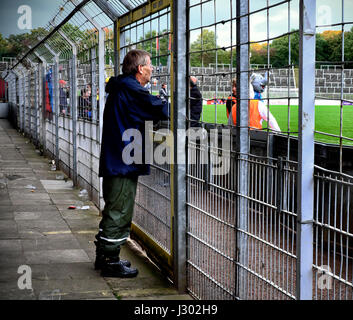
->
xmin=105 ymin=74 xmax=148 ymax=94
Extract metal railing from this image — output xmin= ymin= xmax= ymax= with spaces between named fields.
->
xmin=2 ymin=0 xmax=353 ymax=300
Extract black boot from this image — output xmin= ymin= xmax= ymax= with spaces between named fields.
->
xmin=94 ymin=241 xmax=131 ymax=270
xmin=100 ymin=254 xmax=138 ymax=278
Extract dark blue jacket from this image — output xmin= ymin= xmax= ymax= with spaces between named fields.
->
xmin=190 ymin=84 xmax=202 ymax=127
xmin=99 ymin=75 xmax=169 ymax=177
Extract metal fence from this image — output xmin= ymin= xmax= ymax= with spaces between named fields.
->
xmin=2 ymin=0 xmax=353 ymax=300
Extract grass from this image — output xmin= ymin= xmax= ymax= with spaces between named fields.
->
xmin=201 ymin=104 xmax=353 ymax=146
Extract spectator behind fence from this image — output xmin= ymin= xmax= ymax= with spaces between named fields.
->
xmin=189 ymin=76 xmax=203 ymax=127
xmin=59 ymin=80 xmax=68 ymax=114
xmin=159 ymin=82 xmax=168 ymax=102
xmin=95 ymin=49 xmax=169 ymax=278
xmin=226 ymin=78 xmax=280 ymax=131
xmin=79 ymin=85 xmax=92 ymax=119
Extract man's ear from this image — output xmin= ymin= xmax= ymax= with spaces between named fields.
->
xmin=138 ymin=65 xmax=143 ymax=74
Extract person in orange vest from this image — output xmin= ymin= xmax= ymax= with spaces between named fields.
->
xmin=226 ymin=78 xmax=280 ymax=131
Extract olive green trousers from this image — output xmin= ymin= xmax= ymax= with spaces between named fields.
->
xmin=96 ymin=175 xmax=138 ymax=254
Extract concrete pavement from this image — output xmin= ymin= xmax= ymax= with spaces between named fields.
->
xmin=0 ymin=119 xmax=191 ymax=301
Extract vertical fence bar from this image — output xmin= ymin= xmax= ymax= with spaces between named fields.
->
xmin=98 ymin=27 xmax=105 ymax=209
xmin=34 ymin=66 xmax=39 ymax=146
xmin=18 ymin=72 xmax=23 ymax=132
xmin=236 ymin=0 xmax=250 ymax=300
xmin=22 ymin=71 xmax=26 ymax=133
xmin=98 ymin=26 xmax=105 ymax=134
xmin=91 ymin=48 xmax=97 ymax=122
xmin=41 ymin=62 xmax=47 ymax=151
xmin=26 ymin=71 xmax=30 ymax=135
xmin=114 ymin=20 xmax=119 ymax=77
xmin=172 ymin=0 xmax=187 ymax=293
xmin=27 ymin=72 xmax=31 ymax=138
xmin=297 ymin=0 xmax=316 ymax=300
xmin=71 ymin=53 xmax=78 ymax=186
xmin=24 ymin=72 xmax=27 ymax=135
xmin=53 ymin=57 xmax=60 ymax=164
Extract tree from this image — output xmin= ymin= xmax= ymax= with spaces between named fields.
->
xmin=190 ymin=29 xmax=230 ymax=67
xmin=321 ymin=30 xmax=342 ymax=63
xmin=316 ymin=33 xmax=330 ymax=63
xmin=136 ymin=30 xmax=171 ymax=66
xmin=5 ymin=27 xmax=49 ymax=58
xmin=0 ymin=33 xmax=11 ymax=59
xmin=250 ymin=43 xmax=268 ymax=66
xmin=344 ymin=27 xmax=353 ymax=68
xmin=270 ymin=31 xmax=300 ymax=67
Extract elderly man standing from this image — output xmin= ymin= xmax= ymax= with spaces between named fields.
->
xmin=95 ymin=49 xmax=169 ymax=278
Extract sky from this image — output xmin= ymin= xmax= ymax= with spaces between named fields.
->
xmin=189 ymin=0 xmax=353 ymax=47
xmin=0 ymin=0 xmax=352 ymax=42
xmin=0 ymin=0 xmax=62 ymax=38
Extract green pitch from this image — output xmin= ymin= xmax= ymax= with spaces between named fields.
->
xmin=201 ymin=104 xmax=353 ymax=146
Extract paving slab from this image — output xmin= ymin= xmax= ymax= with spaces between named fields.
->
xmin=0 ymin=119 xmax=192 ymax=301
xmin=24 ymin=249 xmax=91 ymax=265
xmin=31 ymin=278 xmax=114 ymax=300
xmin=0 ymin=239 xmax=22 ymax=252
xmin=40 ymin=179 xmax=74 ymax=191
xmin=20 ymin=234 xmax=81 ymax=251
xmin=0 ymin=282 xmax=36 ymax=300
xmin=14 ymin=210 xmax=62 ymax=221
xmin=0 ymin=220 xmax=19 ymax=239
xmin=0 ymin=251 xmax=26 ymax=266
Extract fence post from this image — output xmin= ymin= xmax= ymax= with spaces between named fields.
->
xmin=98 ymin=26 xmax=105 ymax=140
xmin=91 ymin=48 xmax=97 ymax=122
xmin=236 ymin=0 xmax=250 ymax=299
xmin=44 ymin=43 xmax=60 ymax=163
xmin=18 ymin=72 xmax=23 ymax=132
xmin=172 ymin=0 xmax=187 ymax=293
xmin=92 ymin=0 xmax=120 ymax=77
xmin=12 ymin=70 xmax=20 ymax=129
xmin=28 ymin=72 xmax=32 ymax=138
xmin=34 ymin=66 xmax=39 ymax=146
xmin=114 ymin=21 xmax=119 ymax=77
xmin=21 ymin=70 xmax=26 ymax=133
xmin=54 ymin=29 xmax=78 ymax=183
xmin=41 ymin=63 xmax=47 ymax=153
xmin=70 ymin=54 xmax=78 ymax=186
xmin=53 ymin=57 xmax=60 ymax=165
xmin=297 ymin=0 xmax=316 ymax=300
xmin=24 ymin=72 xmax=27 ymax=135
xmin=20 ymin=70 xmax=26 ymax=133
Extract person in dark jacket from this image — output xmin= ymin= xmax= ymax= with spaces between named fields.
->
xmin=95 ymin=49 xmax=169 ymax=278
xmin=59 ymin=80 xmax=68 ymax=114
xmin=226 ymin=78 xmax=237 ymax=120
xmin=189 ymin=76 xmax=203 ymax=127
xmin=159 ymin=82 xmax=168 ymax=102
